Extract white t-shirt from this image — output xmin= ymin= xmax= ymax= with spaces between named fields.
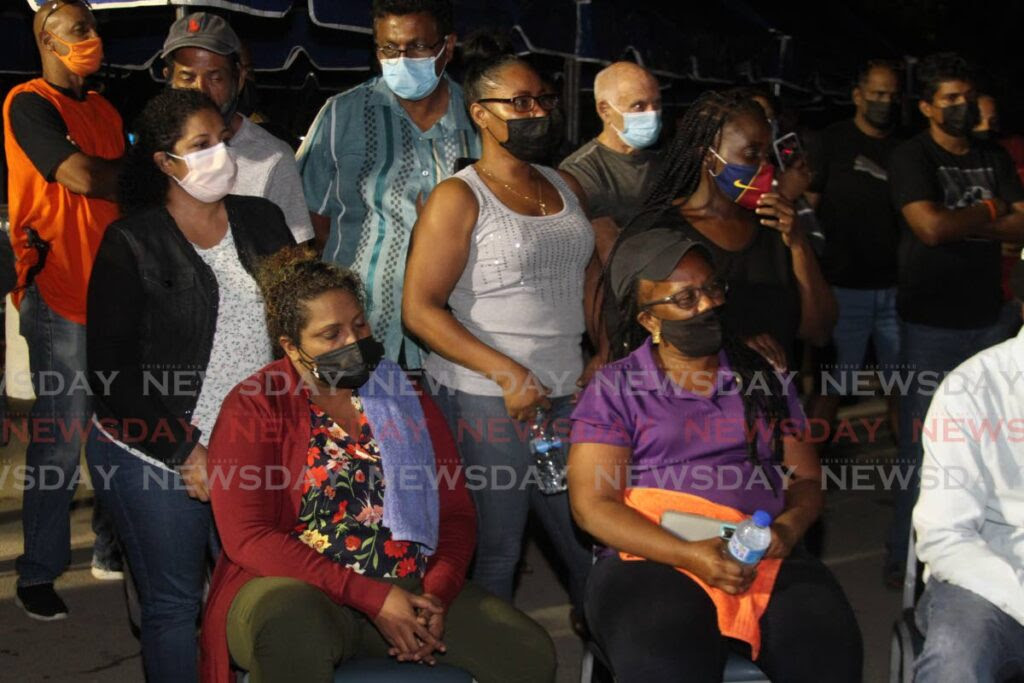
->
xmin=231 ymin=115 xmax=313 ymax=243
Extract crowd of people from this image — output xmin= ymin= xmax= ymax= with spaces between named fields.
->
xmin=5 ymin=0 xmax=1024 ymax=682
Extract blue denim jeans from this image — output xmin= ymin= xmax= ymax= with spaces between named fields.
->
xmin=826 ymin=287 xmax=901 ymax=395
xmin=16 ymin=285 xmax=118 ymax=585
xmin=86 ymin=429 xmax=211 ymax=683
xmin=915 ymin=580 xmax=1024 ymax=682
xmin=430 ymin=385 xmax=592 ymax=614
xmin=886 ymin=320 xmax=1008 ymax=572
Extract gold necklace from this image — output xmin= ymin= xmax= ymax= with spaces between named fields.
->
xmin=476 ymin=165 xmax=548 ymax=215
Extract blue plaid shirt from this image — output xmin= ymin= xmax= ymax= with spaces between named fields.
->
xmin=297 ymin=76 xmax=480 ymax=368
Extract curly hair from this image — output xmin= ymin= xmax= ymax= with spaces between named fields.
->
xmin=371 ymin=0 xmax=453 ymax=36
xmin=117 ymin=88 xmax=219 ymax=215
xmin=256 ymin=246 xmax=366 ymax=357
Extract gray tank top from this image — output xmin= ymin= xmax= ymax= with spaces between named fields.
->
xmin=423 ymin=165 xmax=594 ymax=397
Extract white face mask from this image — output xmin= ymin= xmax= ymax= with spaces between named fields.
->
xmin=166 ymin=142 xmax=237 ymax=204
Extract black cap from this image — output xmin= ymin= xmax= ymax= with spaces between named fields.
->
xmin=608 ymin=229 xmax=711 ymax=302
xmin=161 ymin=12 xmax=241 ymax=60
xmin=1011 ymin=247 xmax=1024 ymax=301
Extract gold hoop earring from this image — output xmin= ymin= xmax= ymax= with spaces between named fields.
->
xmin=653 ymin=331 xmax=661 ymax=345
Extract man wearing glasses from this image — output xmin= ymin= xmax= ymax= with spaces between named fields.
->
xmin=3 ymin=0 xmax=124 ymax=620
xmin=298 ymin=0 xmax=480 ymax=370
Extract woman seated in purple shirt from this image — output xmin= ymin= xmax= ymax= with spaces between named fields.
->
xmin=568 ymin=229 xmax=862 ymax=683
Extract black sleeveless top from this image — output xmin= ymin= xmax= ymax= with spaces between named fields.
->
xmin=653 ymin=209 xmax=801 ymax=364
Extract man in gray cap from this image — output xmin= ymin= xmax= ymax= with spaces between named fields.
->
xmin=161 ymin=12 xmax=311 ymax=243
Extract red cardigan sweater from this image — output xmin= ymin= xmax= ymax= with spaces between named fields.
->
xmin=199 ymin=358 xmax=477 ymax=683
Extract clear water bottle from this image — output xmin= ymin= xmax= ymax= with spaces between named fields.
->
xmin=727 ymin=510 xmax=773 ymax=566
xmin=529 ymin=407 xmax=567 ymax=495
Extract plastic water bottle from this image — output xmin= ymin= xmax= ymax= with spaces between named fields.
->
xmin=529 ymin=407 xmax=567 ymax=495
xmin=727 ymin=510 xmax=773 ymax=566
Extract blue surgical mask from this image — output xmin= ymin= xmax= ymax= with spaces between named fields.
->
xmin=611 ymin=105 xmax=661 ymax=150
xmin=379 ymin=43 xmax=445 ymax=101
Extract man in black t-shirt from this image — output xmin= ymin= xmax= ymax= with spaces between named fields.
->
xmin=805 ymin=60 xmax=904 ymax=454
xmin=886 ymin=53 xmax=1024 ymax=584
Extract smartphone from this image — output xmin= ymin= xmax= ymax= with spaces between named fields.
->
xmin=661 ymin=510 xmax=737 ymax=542
xmin=773 ymin=131 xmax=803 ymax=172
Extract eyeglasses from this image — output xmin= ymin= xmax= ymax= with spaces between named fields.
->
xmin=478 ymin=94 xmax=560 ymax=114
xmin=639 ymin=279 xmax=728 ymax=312
xmin=375 ymin=36 xmax=447 ymax=60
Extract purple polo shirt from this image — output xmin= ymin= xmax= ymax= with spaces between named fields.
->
xmin=570 ymin=338 xmax=807 ymax=518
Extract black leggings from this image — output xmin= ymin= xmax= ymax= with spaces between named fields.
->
xmin=585 ymin=551 xmax=863 ymax=683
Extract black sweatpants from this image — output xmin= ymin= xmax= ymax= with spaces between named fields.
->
xmin=585 ymin=550 xmax=863 ymax=683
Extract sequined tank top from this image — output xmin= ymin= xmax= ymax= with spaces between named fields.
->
xmin=423 ymin=165 xmax=594 ymax=397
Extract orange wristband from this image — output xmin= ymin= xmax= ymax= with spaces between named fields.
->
xmin=982 ymin=198 xmax=999 ymax=222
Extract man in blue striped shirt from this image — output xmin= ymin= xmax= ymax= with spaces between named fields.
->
xmin=297 ymin=0 xmax=480 ymax=369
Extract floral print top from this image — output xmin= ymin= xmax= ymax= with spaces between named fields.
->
xmin=293 ymin=392 xmax=427 ymax=579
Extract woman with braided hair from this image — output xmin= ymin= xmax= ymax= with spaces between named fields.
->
xmin=620 ymin=88 xmax=835 ymax=369
xmin=568 ymin=230 xmax=861 ymax=682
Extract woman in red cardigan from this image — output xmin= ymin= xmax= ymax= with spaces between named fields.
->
xmin=200 ymin=248 xmax=555 ymax=683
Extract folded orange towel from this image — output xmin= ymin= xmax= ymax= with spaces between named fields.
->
xmin=618 ymin=487 xmax=781 ymax=659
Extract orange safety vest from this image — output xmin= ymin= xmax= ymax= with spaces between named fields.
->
xmin=3 ymin=78 xmax=123 ymax=324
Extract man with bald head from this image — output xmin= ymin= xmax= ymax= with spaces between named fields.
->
xmin=3 ymin=0 xmax=124 ymax=620
xmin=561 ymin=61 xmax=662 ymax=242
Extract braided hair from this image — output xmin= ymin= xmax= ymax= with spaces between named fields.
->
xmin=612 ymin=284 xmax=791 ymax=468
xmin=608 ymin=89 xmax=791 ymax=468
xmin=620 ymin=88 xmax=767 ymax=239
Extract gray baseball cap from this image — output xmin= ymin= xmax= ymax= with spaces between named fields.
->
xmin=161 ymin=12 xmax=241 ymax=59
xmin=608 ymin=229 xmax=711 ymax=302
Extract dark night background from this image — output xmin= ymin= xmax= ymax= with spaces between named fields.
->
xmin=1 ymin=0 xmax=1022 ymax=160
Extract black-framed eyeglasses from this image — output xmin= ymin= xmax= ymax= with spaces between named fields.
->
xmin=41 ymin=0 xmax=91 ymax=33
xmin=478 ymin=94 xmax=561 ymax=114
xmin=375 ymin=36 xmax=447 ymax=60
xmin=639 ymin=279 xmax=728 ymax=312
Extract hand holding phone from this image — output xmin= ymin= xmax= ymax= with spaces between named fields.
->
xmin=773 ymin=132 xmax=804 ymax=172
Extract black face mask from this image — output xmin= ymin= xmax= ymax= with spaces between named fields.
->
xmin=938 ymin=101 xmax=981 ymax=138
xmin=657 ymin=306 xmax=724 ymax=358
xmin=493 ymin=109 xmax=565 ymax=163
xmin=972 ymin=129 xmax=997 ymax=142
xmin=864 ymin=100 xmax=898 ymax=130
xmin=299 ymin=336 xmax=385 ymax=389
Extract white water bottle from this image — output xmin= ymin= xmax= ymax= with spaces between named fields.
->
xmin=727 ymin=510 xmax=773 ymax=566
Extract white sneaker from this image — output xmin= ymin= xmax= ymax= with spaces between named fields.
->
xmin=91 ymin=564 xmax=124 ymax=581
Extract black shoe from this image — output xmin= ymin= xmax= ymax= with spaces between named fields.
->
xmin=15 ymin=583 xmax=68 ymax=621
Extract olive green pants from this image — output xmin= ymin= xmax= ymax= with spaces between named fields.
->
xmin=226 ymin=576 xmax=556 ymax=683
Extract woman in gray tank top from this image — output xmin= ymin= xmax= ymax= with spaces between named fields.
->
xmin=403 ymin=34 xmax=598 ymax=628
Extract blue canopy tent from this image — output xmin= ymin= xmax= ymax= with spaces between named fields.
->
xmin=7 ymin=0 xmax=908 ymax=141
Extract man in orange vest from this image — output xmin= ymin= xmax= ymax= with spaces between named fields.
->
xmin=3 ymin=0 xmax=124 ymax=620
